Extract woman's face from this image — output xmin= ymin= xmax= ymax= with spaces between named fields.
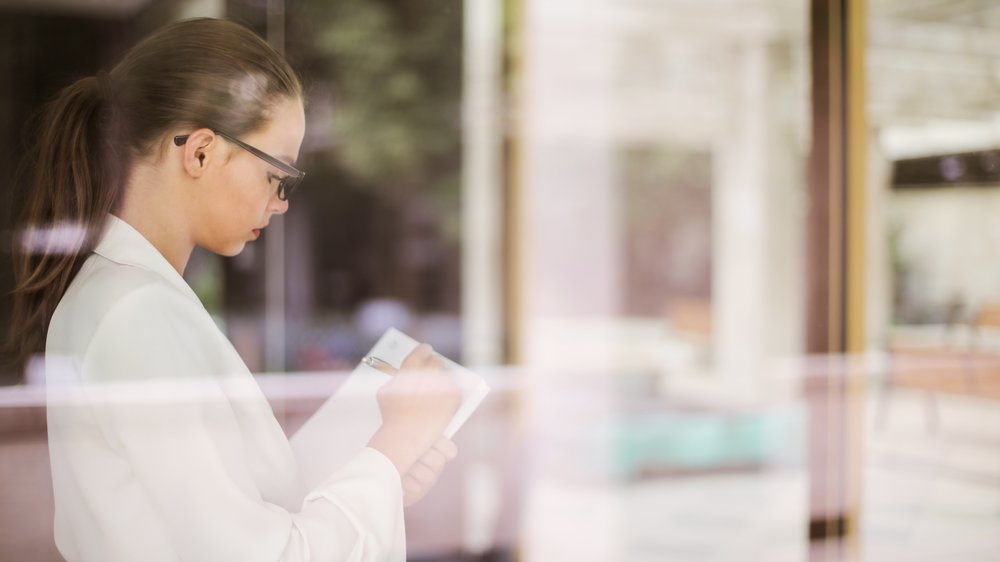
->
xmin=193 ymin=97 xmax=305 ymax=256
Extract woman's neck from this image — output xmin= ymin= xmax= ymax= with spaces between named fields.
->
xmin=116 ymin=161 xmax=195 ymax=275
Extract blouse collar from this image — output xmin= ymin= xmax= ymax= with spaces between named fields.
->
xmin=93 ymin=214 xmax=201 ymax=304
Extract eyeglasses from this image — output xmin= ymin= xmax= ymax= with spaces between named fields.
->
xmin=173 ymin=130 xmax=305 ymax=201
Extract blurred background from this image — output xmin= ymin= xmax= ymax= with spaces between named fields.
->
xmin=1 ymin=0 xmax=999 ymax=560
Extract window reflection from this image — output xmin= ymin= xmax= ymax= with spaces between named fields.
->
xmin=0 ymin=0 xmax=998 ymax=561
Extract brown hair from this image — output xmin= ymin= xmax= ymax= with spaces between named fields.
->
xmin=6 ymin=18 xmax=301 ymax=373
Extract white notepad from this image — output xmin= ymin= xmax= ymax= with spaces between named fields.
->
xmin=290 ymin=327 xmax=490 ymax=490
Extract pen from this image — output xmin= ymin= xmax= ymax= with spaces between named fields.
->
xmin=364 ymin=353 xmax=451 ymax=376
xmin=363 ymin=355 xmax=398 ymax=376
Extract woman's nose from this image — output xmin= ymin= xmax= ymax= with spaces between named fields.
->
xmin=271 ymin=195 xmax=289 ymax=215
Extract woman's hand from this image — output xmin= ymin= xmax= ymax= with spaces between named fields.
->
xmin=402 ymin=437 xmax=458 ymax=507
xmin=367 ymin=344 xmax=461 ymax=476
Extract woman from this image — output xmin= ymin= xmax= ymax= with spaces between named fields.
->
xmin=8 ymin=18 xmax=460 ymax=561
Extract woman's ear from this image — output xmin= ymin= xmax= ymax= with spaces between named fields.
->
xmin=180 ymin=128 xmax=217 ymax=178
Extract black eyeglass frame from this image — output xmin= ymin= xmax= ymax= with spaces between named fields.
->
xmin=173 ymin=131 xmax=304 ymax=201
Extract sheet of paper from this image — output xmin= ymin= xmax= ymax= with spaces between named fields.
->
xmin=289 ymin=327 xmax=490 ymax=490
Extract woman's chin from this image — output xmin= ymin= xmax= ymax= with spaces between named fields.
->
xmin=211 ymin=241 xmax=247 ymax=257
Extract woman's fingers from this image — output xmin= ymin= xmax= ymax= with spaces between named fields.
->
xmin=419 ymin=449 xmax=448 ymax=473
xmin=419 ymin=439 xmax=457 ymax=472
xmin=402 ymin=475 xmax=425 ymax=507
xmin=433 ymin=438 xmax=458 ymax=461
xmin=399 ymin=343 xmax=448 ymax=373
xmin=400 ymin=343 xmax=434 ymax=370
xmin=401 ymin=462 xmax=438 ymax=507
xmin=408 ymin=461 xmax=438 ymax=484
xmin=400 ymin=438 xmax=460 ymax=507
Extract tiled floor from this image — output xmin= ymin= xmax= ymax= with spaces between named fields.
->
xmin=863 ymin=390 xmax=1000 ymax=562
xmin=520 ymin=388 xmax=1000 ymax=562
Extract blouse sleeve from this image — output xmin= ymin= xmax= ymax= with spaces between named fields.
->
xmin=75 ymin=285 xmax=405 ymax=561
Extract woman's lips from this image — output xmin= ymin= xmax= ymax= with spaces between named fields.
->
xmin=252 ymin=228 xmax=261 ymax=238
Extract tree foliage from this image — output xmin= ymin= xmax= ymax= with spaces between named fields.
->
xmin=291 ymin=0 xmax=463 ymax=189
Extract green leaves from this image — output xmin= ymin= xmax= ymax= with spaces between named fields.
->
xmin=297 ymin=0 xmax=462 ymax=188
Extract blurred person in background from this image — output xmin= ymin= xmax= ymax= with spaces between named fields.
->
xmin=4 ymin=17 xmax=459 ymax=562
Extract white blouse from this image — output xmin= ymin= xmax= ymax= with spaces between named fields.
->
xmin=44 ymin=215 xmax=405 ymax=561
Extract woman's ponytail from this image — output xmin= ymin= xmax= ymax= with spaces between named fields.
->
xmin=6 ymin=73 xmax=122 ymax=372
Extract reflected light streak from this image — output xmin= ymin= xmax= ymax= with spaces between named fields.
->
xmin=19 ymin=221 xmax=88 ymax=255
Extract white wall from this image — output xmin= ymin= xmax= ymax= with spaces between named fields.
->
xmin=514 ymin=0 xmax=808 ymax=385
xmin=889 ymin=186 xmax=1000 ymax=319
